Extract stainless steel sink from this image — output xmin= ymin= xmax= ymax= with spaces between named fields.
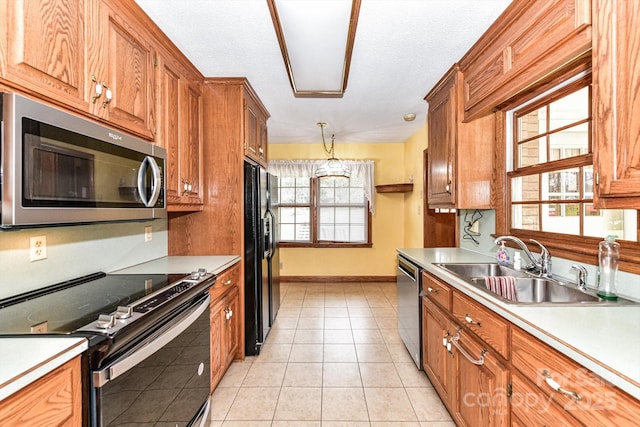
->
xmin=434 ymin=262 xmax=637 ymax=305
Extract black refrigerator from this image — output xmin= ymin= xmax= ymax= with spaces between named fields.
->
xmin=244 ymin=161 xmax=280 ymax=356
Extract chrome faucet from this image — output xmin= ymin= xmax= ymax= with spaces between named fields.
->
xmin=571 ymin=264 xmax=589 ymax=291
xmin=494 ymin=236 xmax=552 ymax=277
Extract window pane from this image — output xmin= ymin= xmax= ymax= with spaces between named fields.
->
xmin=296 ymin=223 xmax=311 ymax=241
xmin=319 ymin=187 xmax=334 ymax=204
xmin=542 ymin=203 xmax=580 ymax=235
xmin=296 ymin=187 xmax=310 ymax=203
xmin=350 ymin=224 xmax=365 ymax=241
xmin=319 ymin=207 xmax=334 ymax=223
xmin=335 ymin=188 xmax=349 ymax=203
xmin=584 ymin=207 xmax=637 ymax=241
xmin=518 ymin=107 xmax=546 ymax=140
xmin=512 ymin=175 xmax=539 ymax=202
xmin=280 ymin=177 xmax=296 ymax=186
xmin=518 ymin=138 xmax=547 ymax=167
xmin=548 ymin=123 xmax=589 ymax=160
xmin=281 ymin=188 xmax=296 ymax=203
xmin=549 ymin=86 xmax=589 ymax=130
xmin=280 ymin=207 xmax=296 ymax=223
xmin=335 ymin=207 xmax=350 ymax=223
xmin=583 ymin=166 xmax=594 ymax=198
xmin=512 ymin=204 xmax=540 ymax=231
xmin=350 ymin=207 xmax=365 ymax=224
xmin=542 ymin=168 xmax=579 ymax=200
xmin=281 ymin=224 xmax=295 ymax=240
xmin=319 ymin=224 xmax=334 ymax=240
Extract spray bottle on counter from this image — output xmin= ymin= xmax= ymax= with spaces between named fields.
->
xmin=597 ymin=235 xmax=619 ymax=300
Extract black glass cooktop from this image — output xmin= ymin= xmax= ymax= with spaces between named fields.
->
xmin=0 ymin=273 xmax=186 ymax=335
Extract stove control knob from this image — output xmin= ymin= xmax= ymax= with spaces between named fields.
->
xmin=198 ymin=268 xmax=207 ymax=278
xmin=115 ymin=305 xmax=133 ymax=319
xmin=190 ymin=271 xmax=199 ymax=280
xmin=96 ymin=314 xmax=116 ymax=329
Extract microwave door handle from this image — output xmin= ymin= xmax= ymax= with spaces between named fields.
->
xmin=137 ymin=156 xmax=162 ymax=207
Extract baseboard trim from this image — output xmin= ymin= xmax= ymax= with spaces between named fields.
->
xmin=281 ymin=276 xmax=396 ymax=283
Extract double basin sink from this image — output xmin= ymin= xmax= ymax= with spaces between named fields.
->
xmin=434 ymin=262 xmax=637 ymax=306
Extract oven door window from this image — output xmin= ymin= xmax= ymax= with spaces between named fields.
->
xmin=22 ymin=118 xmax=162 ymax=208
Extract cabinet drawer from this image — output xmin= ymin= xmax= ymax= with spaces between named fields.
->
xmin=451 ymin=291 xmax=509 ymax=358
xmin=511 ymin=372 xmax=581 ymax=426
xmin=511 ymin=327 xmax=640 ymax=426
xmin=422 ymin=272 xmax=452 ymax=310
xmin=210 ymin=263 xmax=240 ymax=301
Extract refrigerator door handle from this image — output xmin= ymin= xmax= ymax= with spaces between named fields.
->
xmin=266 ymin=209 xmax=276 ymax=258
xmin=262 ymin=215 xmax=271 ymax=259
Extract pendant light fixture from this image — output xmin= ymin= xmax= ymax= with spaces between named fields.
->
xmin=315 ymin=122 xmax=351 ymax=178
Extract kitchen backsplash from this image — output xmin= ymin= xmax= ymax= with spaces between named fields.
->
xmin=0 ymin=219 xmax=168 ymax=300
xmin=458 ymin=210 xmax=640 ymax=301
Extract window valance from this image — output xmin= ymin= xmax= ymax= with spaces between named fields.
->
xmin=268 ymin=159 xmax=375 ymax=213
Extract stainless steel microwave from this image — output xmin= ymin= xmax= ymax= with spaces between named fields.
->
xmin=0 ymin=93 xmax=166 ymax=228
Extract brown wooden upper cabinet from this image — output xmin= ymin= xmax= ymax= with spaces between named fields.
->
xmin=1 ymin=0 xmax=156 ymax=140
xmin=592 ymin=0 xmax=640 ymax=208
xmin=244 ymin=93 xmax=269 ymax=166
xmin=156 ymin=53 xmax=203 ymax=211
xmin=459 ymin=0 xmax=592 ymax=122
xmin=425 ymin=65 xmax=495 ymax=210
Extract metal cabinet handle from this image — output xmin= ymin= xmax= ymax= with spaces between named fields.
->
xmin=427 ymin=287 xmax=439 ymax=294
xmin=91 ymin=75 xmax=103 ymax=103
xmin=541 ymin=370 xmax=582 ymax=401
xmin=181 ymin=179 xmax=193 ymax=195
xmin=101 ymin=83 xmax=112 ymax=108
xmin=465 ymin=314 xmax=481 ymax=327
xmin=224 ymin=307 xmax=233 ymax=320
xmin=449 ymin=332 xmax=486 ymax=366
xmin=445 ymin=181 xmax=452 ymax=194
xmin=258 ymin=147 xmax=264 ymax=154
xmin=224 ymin=279 xmax=232 ymax=286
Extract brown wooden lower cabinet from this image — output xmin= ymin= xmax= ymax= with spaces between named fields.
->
xmin=0 ymin=356 xmax=82 ymax=427
xmin=210 ymin=263 xmax=241 ymax=390
xmin=421 ymin=271 xmax=640 ymax=427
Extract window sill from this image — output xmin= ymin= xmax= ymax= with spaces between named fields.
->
xmin=278 ymin=242 xmax=373 ymax=249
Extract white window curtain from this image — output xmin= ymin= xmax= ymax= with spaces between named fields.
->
xmin=269 ymin=159 xmax=375 ymax=213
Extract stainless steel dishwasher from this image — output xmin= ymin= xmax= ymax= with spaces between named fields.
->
xmin=397 ymin=254 xmax=422 ymax=369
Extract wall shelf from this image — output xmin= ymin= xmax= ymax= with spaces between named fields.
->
xmin=375 ymin=183 xmax=413 ymax=193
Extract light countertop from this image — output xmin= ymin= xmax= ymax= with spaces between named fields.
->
xmin=0 ymin=337 xmax=87 ymax=401
xmin=110 ymin=255 xmax=240 ymax=276
xmin=398 ymin=247 xmax=640 ymax=400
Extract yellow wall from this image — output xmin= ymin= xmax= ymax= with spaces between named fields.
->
xmin=403 ymin=124 xmax=428 ymax=248
xmin=270 ymin=142 xmax=406 ymax=277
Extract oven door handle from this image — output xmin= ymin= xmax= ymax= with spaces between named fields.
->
xmin=93 ymin=295 xmax=210 ymax=388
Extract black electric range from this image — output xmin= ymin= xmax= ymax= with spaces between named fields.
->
xmin=0 ymin=270 xmax=216 ymax=367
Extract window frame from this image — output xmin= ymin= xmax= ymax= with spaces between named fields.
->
xmin=495 ymin=65 xmax=640 ymax=275
xmin=278 ymin=176 xmax=373 ymax=249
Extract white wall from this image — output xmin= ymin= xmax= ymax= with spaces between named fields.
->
xmin=457 ymin=210 xmax=640 ymax=301
xmin=0 ymin=219 xmax=168 ymax=299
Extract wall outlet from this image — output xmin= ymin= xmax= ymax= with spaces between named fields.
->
xmin=29 ymin=235 xmax=47 ymax=262
xmin=470 ymin=221 xmax=480 ymax=234
xmin=279 ymin=262 xmax=284 ymax=269
xmin=144 ymin=226 xmax=153 ymax=242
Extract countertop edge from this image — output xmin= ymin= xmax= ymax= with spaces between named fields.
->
xmin=0 ymin=337 xmax=88 ymax=402
xmin=397 ymin=248 xmax=640 ymax=401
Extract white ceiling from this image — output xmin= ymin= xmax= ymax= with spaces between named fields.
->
xmin=135 ymin=0 xmax=512 ymax=144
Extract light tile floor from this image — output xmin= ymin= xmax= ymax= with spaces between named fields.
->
xmin=211 ymin=282 xmax=455 ymax=426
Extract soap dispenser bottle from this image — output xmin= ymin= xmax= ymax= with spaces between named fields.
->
xmin=597 ymin=235 xmax=619 ymax=300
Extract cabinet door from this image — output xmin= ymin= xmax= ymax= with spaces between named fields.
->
xmin=243 ymin=95 xmax=259 ymax=161
xmin=211 ymin=295 xmax=227 ymax=389
xmin=426 ymin=71 xmax=456 ymax=208
xmin=157 ymin=56 xmax=181 ymax=203
xmin=451 ymin=329 xmax=509 ymax=427
xmin=258 ymin=116 xmax=268 ymax=163
xmin=89 ymin=0 xmax=155 ymax=139
xmin=179 ymin=79 xmax=203 ymax=206
xmin=422 ymin=297 xmax=455 ymax=408
xmin=225 ymin=286 xmax=240 ymax=365
xmin=0 ymin=356 xmax=82 ymax=426
xmin=0 ymin=0 xmax=88 ymax=111
xmin=593 ymin=0 xmax=640 ymax=207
